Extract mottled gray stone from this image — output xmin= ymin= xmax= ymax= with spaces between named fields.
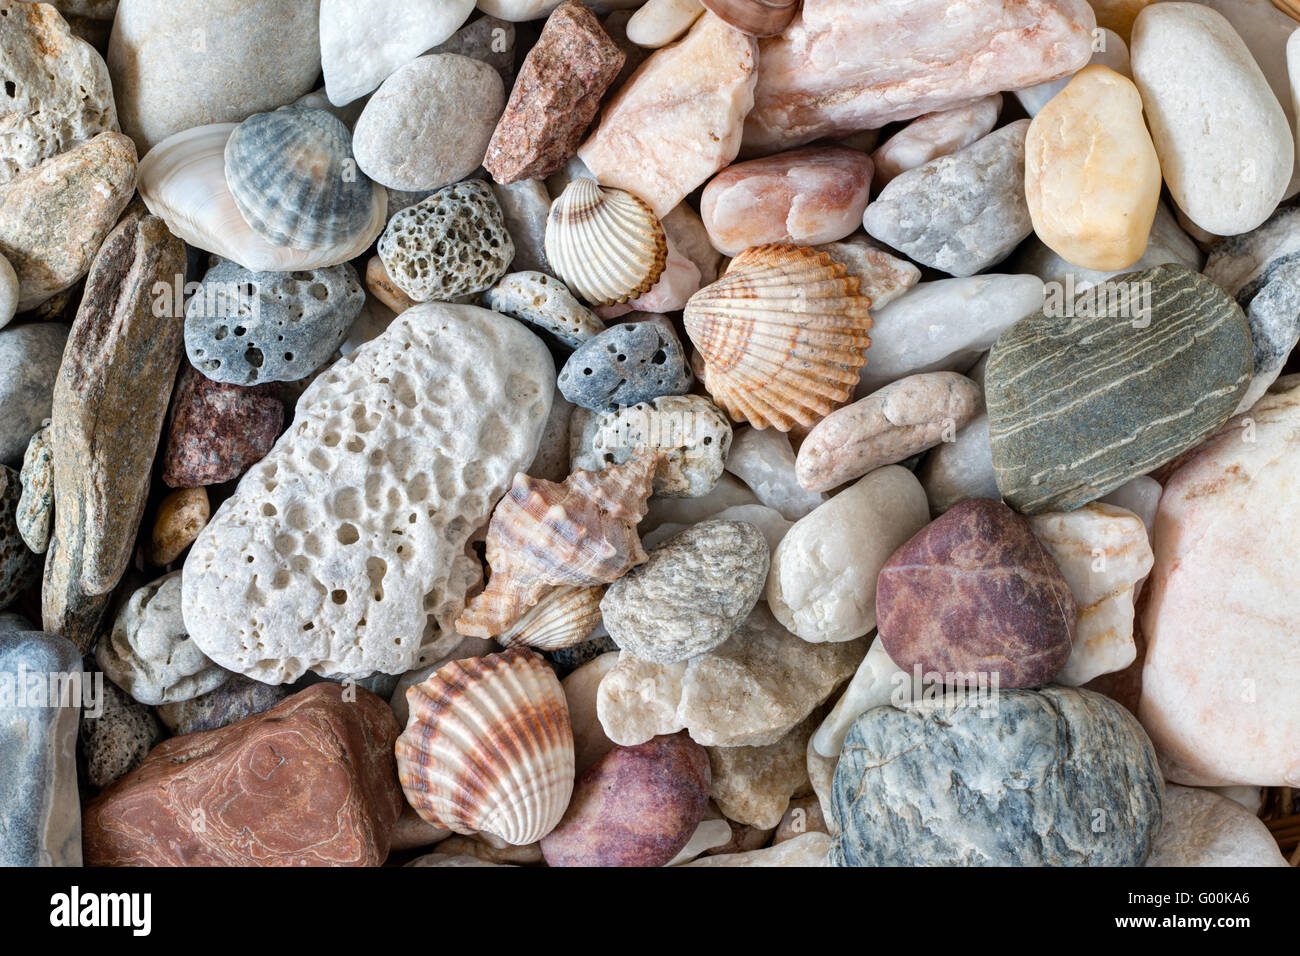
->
xmin=490 ymin=178 xmax=551 ymax=274
xmin=558 ymin=317 xmax=692 ymax=411
xmin=0 ymin=630 xmax=83 ymax=865
xmin=428 ymin=15 xmax=516 ymax=85
xmin=185 ymin=259 xmax=364 ymax=385
xmin=0 ymin=465 xmax=39 ymax=610
xmin=484 ymin=271 xmax=604 ymax=347
xmin=547 ymin=633 xmax=618 ymax=679
xmin=602 ymin=520 xmax=769 ymax=664
xmin=16 ymin=420 xmax=52 ymax=554
xmin=155 ymin=673 xmax=289 ymax=736
xmin=864 ymin=120 xmax=1032 ymax=277
xmin=831 ymin=687 xmax=1165 ymax=866
xmin=0 ymin=323 xmax=69 ymax=466
xmin=987 ymin=264 xmax=1253 ymax=514
xmin=79 ymin=678 xmax=163 ymax=790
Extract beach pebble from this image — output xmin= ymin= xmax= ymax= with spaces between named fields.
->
xmin=723 ymin=427 xmax=825 ymax=520
xmin=1146 ymin=785 xmax=1289 ymax=867
xmin=603 ymin=520 xmax=768 ymax=664
xmin=15 ymin=422 xmax=52 ymax=554
xmin=353 ymin=54 xmax=504 ymax=192
xmin=986 ymin=264 xmax=1253 ymax=514
xmin=491 ymin=179 xmax=552 ymax=274
xmin=797 ymin=373 xmax=981 ymax=493
xmin=541 ymin=732 xmax=711 ymax=867
xmin=484 ymin=271 xmax=605 ymax=348
xmin=79 ymin=680 xmax=164 ymax=791
xmin=871 ymin=95 xmax=1002 ymax=188
xmin=1090 ymin=0 xmax=1153 ymax=40
xmin=627 ymin=0 xmax=703 ymax=47
xmin=1025 ymin=65 xmax=1161 ymax=271
xmin=864 ymin=121 xmax=1032 ymax=277
xmin=570 ymin=394 xmax=731 ymax=498
xmin=597 ymin=603 xmax=865 ymax=748
xmin=478 ymin=0 xmax=565 ymax=20
xmin=97 ymin=572 xmax=229 ymax=707
xmin=643 ymin=472 xmax=758 ymax=532
xmin=557 ymin=318 xmax=692 ymax=411
xmin=0 ymin=255 xmax=16 ymax=329
xmin=831 ymin=687 xmax=1164 ymax=866
xmin=156 ymin=673 xmax=287 ymax=736
xmin=641 ymin=502 xmax=791 ymax=555
xmin=917 ymin=413 xmax=997 ymax=517
xmin=708 ymin=714 xmax=814 ymax=829
xmin=599 ymin=238 xmax=701 ymax=316
xmin=161 ymin=365 xmax=284 ymax=488
xmin=812 ymin=235 xmax=920 ymax=311
xmin=687 ymin=831 xmax=831 ymax=867
xmin=773 ymin=796 xmax=829 ymax=845
xmin=812 ymin=638 xmax=906 ymax=759
xmin=700 ymin=146 xmax=874 ymax=257
xmin=877 ymin=498 xmax=1077 ymax=688
xmin=428 ymin=14 xmax=516 ymax=86
xmin=378 ymin=181 xmax=515 ymax=302
xmin=0 ymin=465 xmax=38 ymax=609
xmin=1130 ymin=3 xmax=1293 ymax=236
xmin=149 ymin=486 xmax=209 ymax=566
xmin=1014 ymin=28 xmax=1131 ymax=117
xmin=365 ymin=256 xmax=420 ymax=314
xmin=768 ymin=466 xmax=930 ymax=644
xmin=666 ymin=817 xmax=733 ymax=864
xmin=562 ymin=652 xmax=620 ymax=773
xmin=527 ymin=386 xmax=575 ymax=483
xmin=485 ymin=1 xmax=625 ymax=185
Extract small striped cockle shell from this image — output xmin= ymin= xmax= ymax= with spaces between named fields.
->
xmin=396 ymin=648 xmax=575 ymax=845
xmin=544 ymin=177 xmax=667 ymax=307
xmin=225 ymin=106 xmax=385 ymax=250
xmin=455 ymin=453 xmax=659 ymax=638
xmin=684 ymin=243 xmax=873 ymax=432
xmin=496 ymin=585 xmax=604 ymax=651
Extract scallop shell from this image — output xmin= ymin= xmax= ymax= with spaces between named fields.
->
xmin=455 ymin=454 xmax=658 ymax=638
xmin=684 ymin=243 xmax=873 ymax=431
xmin=700 ymin=0 xmax=800 ymax=36
xmin=225 ymin=106 xmax=383 ymax=251
xmin=544 ymin=177 xmax=667 ymax=307
xmin=395 ymin=648 xmax=574 ymax=846
xmin=496 ymin=585 xmax=604 ymax=651
xmin=138 ymin=124 xmax=387 ymax=272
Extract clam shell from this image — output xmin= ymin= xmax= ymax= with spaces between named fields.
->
xmin=544 ymin=178 xmax=667 ymax=307
xmin=138 ymin=124 xmax=387 ymax=272
xmin=455 ymin=454 xmax=658 ymax=638
xmin=700 ymin=0 xmax=800 ymax=36
xmin=496 ymin=585 xmax=604 ymax=651
xmin=396 ymin=648 xmax=574 ymax=846
xmin=225 ymin=106 xmax=383 ymax=251
xmin=684 ymin=243 xmax=873 ymax=431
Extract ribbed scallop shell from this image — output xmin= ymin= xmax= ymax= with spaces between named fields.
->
xmin=496 ymin=585 xmax=604 ymax=651
xmin=225 ymin=106 xmax=383 ymax=250
xmin=544 ymin=178 xmax=667 ymax=307
xmin=455 ymin=454 xmax=658 ymax=638
xmin=684 ymin=243 xmax=873 ymax=431
xmin=395 ymin=648 xmax=574 ymax=846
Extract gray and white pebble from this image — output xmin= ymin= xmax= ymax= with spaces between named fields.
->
xmin=15 ymin=420 xmax=52 ymax=554
xmin=492 ymin=178 xmax=552 ymax=274
xmin=558 ymin=317 xmax=692 ymax=411
xmin=428 ymin=15 xmax=516 ymax=85
xmin=484 ymin=271 xmax=604 ymax=347
xmin=0 ymin=254 xmax=17 ymax=329
xmin=0 ymin=465 xmax=39 ymax=610
xmin=0 ymin=322 xmax=69 ymax=465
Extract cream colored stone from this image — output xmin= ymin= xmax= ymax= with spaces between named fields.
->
xmin=150 ymin=486 xmax=209 ymax=566
xmin=708 ymin=714 xmax=815 ymax=829
xmin=871 ymin=96 xmax=1002 ymax=188
xmin=683 ymin=831 xmax=831 ymax=866
xmin=812 ymin=235 xmax=921 ymax=310
xmin=562 ymin=651 xmax=620 ymax=774
xmin=812 ymin=637 xmax=906 ymax=758
xmin=665 ymin=818 xmax=732 ymax=864
xmin=626 ymin=0 xmax=702 ymax=48
xmin=773 ymin=795 xmax=828 ymax=845
xmin=1146 ymin=785 xmax=1289 ymax=867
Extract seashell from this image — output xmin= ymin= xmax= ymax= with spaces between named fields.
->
xmin=224 ymin=106 xmax=383 ymax=251
xmin=138 ymin=124 xmax=387 ymax=273
xmin=455 ymin=454 xmax=659 ymax=638
xmin=496 ymin=585 xmax=605 ymax=651
xmin=684 ymin=243 xmax=873 ymax=432
xmin=700 ymin=0 xmax=800 ymax=36
xmin=395 ymin=648 xmax=575 ymax=846
xmin=544 ymin=178 xmax=667 ymax=307
xmin=1273 ymin=0 xmax=1300 ymax=25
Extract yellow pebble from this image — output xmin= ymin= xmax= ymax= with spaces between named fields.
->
xmin=150 ymin=486 xmax=210 ymax=566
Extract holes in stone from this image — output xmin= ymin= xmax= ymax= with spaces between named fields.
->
xmin=3 ymin=81 xmax=14 ymax=98
xmin=652 ymin=350 xmax=667 ymax=365
xmin=337 ymin=523 xmax=359 ymax=545
xmin=366 ymin=556 xmax=387 ymax=602
xmin=261 ymin=503 xmax=277 ymax=516
xmin=330 ymin=589 xmax=347 ymax=605
xmin=245 ymin=346 xmax=263 ymax=368
xmin=345 ymin=436 xmax=365 ymax=454
xmin=323 ymin=432 xmax=340 ymax=447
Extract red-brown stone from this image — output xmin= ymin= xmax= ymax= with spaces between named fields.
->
xmin=161 ymin=363 xmax=283 ymax=488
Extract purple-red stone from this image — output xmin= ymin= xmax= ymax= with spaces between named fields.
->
xmin=161 ymin=363 xmax=283 ymax=488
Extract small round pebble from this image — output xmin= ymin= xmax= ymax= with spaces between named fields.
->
xmin=79 ymin=680 xmax=165 ymax=791
xmin=150 ymin=486 xmax=209 ymax=566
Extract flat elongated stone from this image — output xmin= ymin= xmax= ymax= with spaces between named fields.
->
xmin=0 ymin=465 xmax=39 ymax=609
xmin=16 ymin=422 xmax=53 ymax=555
xmin=871 ymin=95 xmax=1002 ymax=188
xmin=743 ymin=0 xmax=1095 ymax=153
xmin=687 ymin=830 xmax=831 ymax=866
xmin=987 ymin=263 xmax=1252 ymax=514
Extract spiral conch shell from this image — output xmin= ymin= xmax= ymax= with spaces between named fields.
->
xmin=496 ymin=585 xmax=604 ymax=651
xmin=684 ymin=244 xmax=873 ymax=431
xmin=455 ymin=453 xmax=659 ymax=638
xmin=395 ymin=648 xmax=574 ymax=846
xmin=544 ymin=177 xmax=667 ymax=307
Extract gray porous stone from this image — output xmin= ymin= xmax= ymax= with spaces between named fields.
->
xmin=830 ymin=686 xmax=1165 ymax=866
xmin=558 ymin=317 xmax=693 ymax=411
xmin=79 ymin=678 xmax=164 ymax=790
xmin=484 ymin=270 xmax=604 ymax=347
xmin=0 ymin=323 xmax=69 ymax=466
xmin=185 ymin=259 xmax=364 ymax=385
xmin=864 ymin=120 xmax=1032 ymax=277
xmin=602 ymin=520 xmax=769 ymax=664
xmin=0 ymin=465 xmax=39 ymax=610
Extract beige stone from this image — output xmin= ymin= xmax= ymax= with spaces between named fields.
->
xmin=1146 ymin=785 xmax=1288 ymax=867
xmin=684 ymin=830 xmax=830 ymax=866
xmin=708 ymin=714 xmax=815 ymax=829
xmin=626 ymin=0 xmax=703 ymax=48
xmin=1089 ymin=0 xmax=1155 ymax=40
xmin=773 ymin=795 xmax=828 ymax=845
xmin=812 ymin=235 xmax=920 ymax=311
xmin=150 ymin=486 xmax=209 ymax=566
xmin=561 ymin=651 xmax=620 ymax=774
xmin=871 ymin=96 xmax=1002 ymax=189
xmin=1025 ymin=66 xmax=1161 ymax=271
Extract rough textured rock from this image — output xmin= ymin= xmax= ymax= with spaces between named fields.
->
xmin=97 ymin=572 xmax=228 ymax=706
xmin=724 ymin=426 xmax=825 ymax=520
xmin=597 ymin=602 xmax=865 ymax=747
xmin=797 ymin=373 xmax=982 ymax=493
xmin=182 ymin=304 xmax=554 ymax=683
xmin=184 ymin=259 xmax=364 ymax=385
xmin=484 ymin=271 xmax=604 ymax=348
xmin=0 ymin=0 xmax=119 ymax=185
xmin=1146 ymin=785 xmax=1288 ymax=867
xmin=83 ymin=683 xmax=403 ymax=866
xmin=0 ymin=465 xmax=39 ymax=609
xmin=558 ymin=318 xmax=692 ymax=411
xmin=540 ymin=732 xmax=711 ymax=867
xmin=813 ymin=235 xmax=920 ymax=311
xmin=43 ymin=212 xmax=187 ymax=653
xmin=708 ymin=714 xmax=815 ymax=829
xmin=109 ymin=0 xmax=322 ymax=152
xmin=570 ymin=394 xmax=731 ymax=498
xmin=871 ymin=96 xmax=1002 ymax=188
xmin=743 ymin=0 xmax=1095 ymax=153
xmin=1139 ymin=378 xmax=1300 ymax=786
xmin=578 ymin=12 xmax=758 ymax=218
xmin=161 ymin=365 xmax=284 ymax=488
xmin=864 ymin=121 xmax=1032 ymax=277
xmin=16 ymin=421 xmax=53 ymax=554
xmin=353 ymin=54 xmax=504 ymax=192
xmin=768 ymin=466 xmax=930 ymax=644
xmin=486 ymin=1 xmax=625 ymax=185
xmin=831 ymin=687 xmax=1164 ymax=866
xmin=0 ymin=630 xmax=83 ymax=866
xmin=987 ymin=264 xmax=1253 ymax=514
xmin=79 ymin=679 xmax=163 ymax=791
xmin=0 ymin=132 xmax=137 ymax=312
xmin=603 ymin=520 xmax=768 ymax=664
xmin=687 ymin=831 xmax=830 ymax=866
xmin=877 ymin=498 xmax=1077 ymax=689
xmin=377 ymin=182 xmax=515 ymax=302
xmin=149 ymin=486 xmax=209 ymax=566
xmin=156 ymin=673 xmax=287 ymax=736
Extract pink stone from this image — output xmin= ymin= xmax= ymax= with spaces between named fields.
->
xmin=578 ymin=12 xmax=757 ymax=218
xmin=871 ymin=95 xmax=1003 ymax=190
xmin=699 ymin=146 xmax=874 ymax=257
xmin=742 ymin=0 xmax=1095 ymax=154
